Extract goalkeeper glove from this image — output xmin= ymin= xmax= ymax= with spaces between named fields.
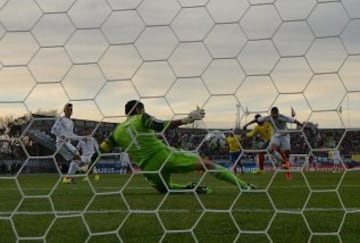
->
xmin=181 ymin=107 xmax=206 ymax=124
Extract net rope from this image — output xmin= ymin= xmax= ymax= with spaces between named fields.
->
xmin=0 ymin=0 xmax=359 ymax=242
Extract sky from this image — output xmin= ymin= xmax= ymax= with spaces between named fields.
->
xmin=0 ymin=0 xmax=360 ymax=129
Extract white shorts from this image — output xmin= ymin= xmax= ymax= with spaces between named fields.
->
xmin=120 ymin=152 xmax=130 ymax=166
xmin=270 ymin=134 xmax=291 ymax=151
xmin=80 ymin=154 xmax=92 ymax=164
xmin=56 ymin=142 xmax=79 ymax=161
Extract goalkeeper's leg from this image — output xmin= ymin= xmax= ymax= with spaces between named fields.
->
xmin=189 ymin=156 xmax=255 ymax=190
xmin=144 ymin=172 xmax=208 ymax=194
xmin=142 ymin=152 xmax=211 ymax=194
xmin=206 ymin=162 xmax=254 ymax=190
xmin=170 ymin=151 xmax=255 ymax=191
xmin=142 ymin=149 xmax=255 ymax=193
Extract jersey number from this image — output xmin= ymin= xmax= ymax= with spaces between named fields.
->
xmin=126 ymin=127 xmax=141 ymax=150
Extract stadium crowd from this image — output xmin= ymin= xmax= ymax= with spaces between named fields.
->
xmin=1 ymin=117 xmax=360 ymax=174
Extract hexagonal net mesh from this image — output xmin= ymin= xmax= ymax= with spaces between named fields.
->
xmin=1 ymin=0 xmax=360 ymax=242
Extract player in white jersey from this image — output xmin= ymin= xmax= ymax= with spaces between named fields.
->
xmin=51 ymin=103 xmax=81 ymax=184
xmin=77 ymin=128 xmax=100 ymax=180
xmin=257 ymin=107 xmax=303 ymax=180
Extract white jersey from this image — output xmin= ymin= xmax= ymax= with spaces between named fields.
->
xmin=51 ymin=116 xmax=80 ymax=142
xmin=258 ymin=114 xmax=295 ymax=137
xmin=77 ymin=137 xmax=99 ymax=156
xmin=50 ymin=116 xmax=80 ymax=161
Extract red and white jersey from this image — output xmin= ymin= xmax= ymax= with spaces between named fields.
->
xmin=51 ymin=116 xmax=79 ymax=142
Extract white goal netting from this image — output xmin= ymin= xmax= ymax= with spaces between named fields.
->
xmin=1 ymin=0 xmax=360 ymax=242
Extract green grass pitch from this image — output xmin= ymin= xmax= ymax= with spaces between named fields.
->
xmin=1 ymin=170 xmax=360 ymax=243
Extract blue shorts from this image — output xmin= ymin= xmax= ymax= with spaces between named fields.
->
xmin=229 ymin=151 xmax=241 ymax=163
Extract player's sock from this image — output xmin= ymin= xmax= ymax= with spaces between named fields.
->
xmin=285 ymin=171 xmax=292 ymax=180
xmin=91 ymin=166 xmax=100 ymax=180
xmin=170 ymin=183 xmax=193 ymax=190
xmin=167 ymin=182 xmax=211 ymax=194
xmin=87 ymin=157 xmax=99 ymax=175
xmin=211 ymin=164 xmax=250 ymax=189
xmin=195 ymin=185 xmax=212 ymax=194
xmin=92 ymin=166 xmax=98 ymax=174
xmin=271 ymin=150 xmax=283 ymax=163
xmin=239 ymin=163 xmax=244 ymax=175
xmin=283 ymin=161 xmax=293 ymax=180
xmin=67 ymin=160 xmax=80 ymax=174
xmin=78 ymin=162 xmax=88 ymax=173
xmin=183 ymin=182 xmax=211 ymax=194
xmin=258 ymin=153 xmax=265 ymax=171
xmin=168 ymin=182 xmax=204 ymax=190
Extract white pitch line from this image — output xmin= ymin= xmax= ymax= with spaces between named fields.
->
xmin=1 ymin=207 xmax=357 ymax=216
xmin=1 ymin=184 xmax=360 ymax=192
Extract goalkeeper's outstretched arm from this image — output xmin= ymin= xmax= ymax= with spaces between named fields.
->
xmin=142 ymin=107 xmax=206 ymax=132
xmin=98 ymin=134 xmax=117 ymax=154
xmin=89 ymin=135 xmax=116 ymax=167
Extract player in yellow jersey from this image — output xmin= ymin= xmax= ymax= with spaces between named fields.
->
xmin=225 ymin=133 xmax=243 ymax=174
xmin=243 ymin=114 xmax=273 ymax=174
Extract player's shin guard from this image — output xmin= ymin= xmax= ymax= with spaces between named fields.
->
xmin=211 ymin=164 xmax=249 ymax=189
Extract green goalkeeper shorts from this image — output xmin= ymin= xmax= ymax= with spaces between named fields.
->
xmin=141 ymin=148 xmax=199 ymax=191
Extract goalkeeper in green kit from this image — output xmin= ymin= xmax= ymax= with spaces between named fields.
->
xmin=96 ymin=100 xmax=256 ymax=194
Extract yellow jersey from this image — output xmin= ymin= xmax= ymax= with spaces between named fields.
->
xmin=226 ymin=135 xmax=241 ymax=153
xmin=246 ymin=121 xmax=273 ymax=142
xmin=351 ymin=153 xmax=360 ymax=162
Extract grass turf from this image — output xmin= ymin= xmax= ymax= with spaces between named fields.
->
xmin=1 ymin=170 xmax=360 ymax=243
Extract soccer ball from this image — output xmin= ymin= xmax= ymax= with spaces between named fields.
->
xmin=78 ymin=164 xmax=89 ymax=173
xmin=204 ymin=131 xmax=226 ymax=151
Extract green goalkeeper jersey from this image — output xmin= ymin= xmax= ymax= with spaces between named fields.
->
xmin=108 ymin=113 xmax=171 ymax=167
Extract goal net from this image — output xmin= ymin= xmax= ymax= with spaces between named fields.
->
xmin=1 ymin=0 xmax=360 ymax=242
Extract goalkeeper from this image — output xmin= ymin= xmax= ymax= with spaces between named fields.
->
xmin=94 ymin=100 xmax=256 ymax=194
